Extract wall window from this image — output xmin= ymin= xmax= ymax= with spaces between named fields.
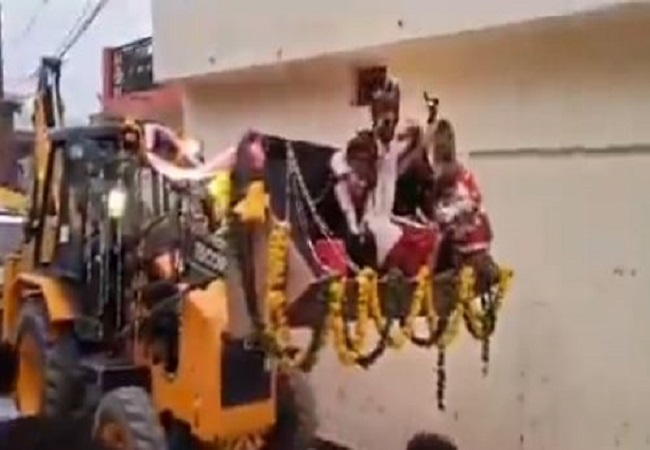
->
xmin=353 ymin=66 xmax=387 ymax=107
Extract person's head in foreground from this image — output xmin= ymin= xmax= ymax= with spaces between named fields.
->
xmin=406 ymin=432 xmax=458 ymax=450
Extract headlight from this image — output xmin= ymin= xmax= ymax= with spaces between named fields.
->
xmin=107 ymin=183 xmax=127 ymax=219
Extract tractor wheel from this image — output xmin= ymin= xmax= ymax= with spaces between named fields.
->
xmin=14 ymin=299 xmax=83 ymax=417
xmin=93 ymin=387 xmax=166 ymax=450
xmin=264 ymin=369 xmax=318 ymax=450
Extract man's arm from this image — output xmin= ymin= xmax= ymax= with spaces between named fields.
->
xmin=330 ymin=151 xmax=360 ymax=235
xmin=396 ymin=122 xmax=425 ymax=175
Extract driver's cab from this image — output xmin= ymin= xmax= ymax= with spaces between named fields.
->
xmin=22 ymin=123 xmax=161 ymax=341
xmin=25 ymin=125 xmax=135 ymax=270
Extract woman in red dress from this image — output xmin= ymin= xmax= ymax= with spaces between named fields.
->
xmin=430 ymin=119 xmax=495 ymax=283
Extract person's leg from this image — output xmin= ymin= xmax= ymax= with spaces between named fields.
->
xmin=382 ymin=225 xmax=436 ymax=278
xmin=346 ymin=231 xmax=377 ymax=270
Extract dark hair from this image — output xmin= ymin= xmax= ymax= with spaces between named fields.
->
xmin=433 ymin=119 xmax=456 ymax=163
xmin=346 ymin=129 xmax=377 ymax=160
xmin=406 ymin=432 xmax=458 ymax=450
xmin=231 ymin=130 xmax=266 ymax=204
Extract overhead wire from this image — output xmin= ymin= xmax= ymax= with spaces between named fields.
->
xmin=10 ymin=0 xmax=110 ymax=85
xmin=54 ymin=0 xmax=104 ymax=59
xmin=8 ymin=0 xmax=51 ymax=47
xmin=4 ymin=0 xmax=113 ymax=111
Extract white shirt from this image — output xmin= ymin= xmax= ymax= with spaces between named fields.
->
xmin=330 ymin=139 xmax=408 ymax=265
xmin=365 ymin=139 xmax=408 ymax=264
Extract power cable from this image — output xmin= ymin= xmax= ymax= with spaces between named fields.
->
xmin=53 ymin=0 xmax=96 ymax=58
xmin=9 ymin=0 xmax=110 ymax=85
xmin=8 ymin=0 xmax=51 ymax=46
xmin=56 ymin=0 xmax=110 ymax=59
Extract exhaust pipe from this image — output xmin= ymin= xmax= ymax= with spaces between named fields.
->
xmin=0 ymin=341 xmax=17 ymax=395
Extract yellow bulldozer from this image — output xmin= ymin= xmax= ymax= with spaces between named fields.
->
xmin=0 ymin=56 xmax=512 ymax=450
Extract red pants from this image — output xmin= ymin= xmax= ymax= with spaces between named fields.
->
xmin=383 ymin=225 xmax=438 ymax=278
xmin=314 ymin=227 xmax=437 ymax=278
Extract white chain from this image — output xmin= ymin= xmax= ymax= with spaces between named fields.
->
xmin=285 ymin=143 xmax=360 ymax=273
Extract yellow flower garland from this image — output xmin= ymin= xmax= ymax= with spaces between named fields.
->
xmin=262 ymin=217 xmax=513 ymax=367
xmin=387 ymin=265 xmax=463 ymax=350
xmin=459 ymin=264 xmax=514 ymax=340
xmin=388 ymin=265 xmax=428 ymax=348
xmin=327 ymin=277 xmax=359 ymax=366
xmin=264 ymin=221 xmax=290 ymax=340
xmin=264 ymin=220 xmax=314 ymax=367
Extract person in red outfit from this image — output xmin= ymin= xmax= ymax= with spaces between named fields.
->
xmin=431 ymin=119 xmax=495 ymax=281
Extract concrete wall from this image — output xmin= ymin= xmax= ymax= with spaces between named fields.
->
xmin=152 ymin=0 xmax=629 ymax=81
xmin=178 ymin=7 xmax=650 ymax=450
xmin=307 ymin=148 xmax=650 ymax=450
xmin=183 ymin=5 xmax=650 ymax=153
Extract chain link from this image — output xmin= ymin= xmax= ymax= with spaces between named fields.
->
xmin=285 ymin=143 xmax=360 ymax=273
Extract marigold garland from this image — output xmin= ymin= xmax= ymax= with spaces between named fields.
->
xmin=262 ymin=219 xmax=514 ymax=376
xmin=459 ymin=265 xmax=513 ymax=340
xmin=264 ymin=220 xmax=328 ymax=370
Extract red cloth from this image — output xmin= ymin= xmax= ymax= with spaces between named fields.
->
xmin=314 ymin=239 xmax=348 ymax=276
xmin=383 ymin=225 xmax=438 ymax=278
xmin=440 ymin=164 xmax=493 ymax=255
xmin=456 ymin=212 xmax=492 ymax=254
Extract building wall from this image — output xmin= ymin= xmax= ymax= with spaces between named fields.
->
xmin=183 ymin=5 xmax=650 ymax=153
xmin=179 ymin=8 xmax=650 ymax=450
xmin=152 ymin=0 xmax=628 ymax=81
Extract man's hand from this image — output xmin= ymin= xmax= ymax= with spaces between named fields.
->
xmin=436 ymin=205 xmax=458 ymax=224
xmin=423 ymin=91 xmax=439 ymax=124
xmin=397 ymin=120 xmax=422 ymax=143
xmin=349 ymin=221 xmax=361 ymax=237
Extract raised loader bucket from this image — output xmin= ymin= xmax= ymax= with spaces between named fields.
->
xmin=224 ymin=132 xmax=514 ymax=380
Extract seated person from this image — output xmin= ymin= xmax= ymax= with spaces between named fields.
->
xmin=393 ymin=91 xmax=440 ymax=222
xmin=394 ymin=119 xmax=435 ymax=221
xmin=141 ymin=218 xmax=187 ymax=370
xmin=329 ymin=80 xmax=436 ymax=276
xmin=367 ymin=78 xmax=436 ymax=277
xmin=330 ymin=130 xmax=379 ymax=269
xmin=430 ymin=119 xmax=496 ymax=284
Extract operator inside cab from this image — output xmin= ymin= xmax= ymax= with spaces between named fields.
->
xmin=140 ymin=217 xmax=187 ymax=372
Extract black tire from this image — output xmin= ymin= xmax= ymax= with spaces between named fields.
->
xmin=264 ymin=369 xmax=318 ymax=450
xmin=93 ymin=387 xmax=166 ymax=450
xmin=15 ymin=299 xmax=84 ymax=417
